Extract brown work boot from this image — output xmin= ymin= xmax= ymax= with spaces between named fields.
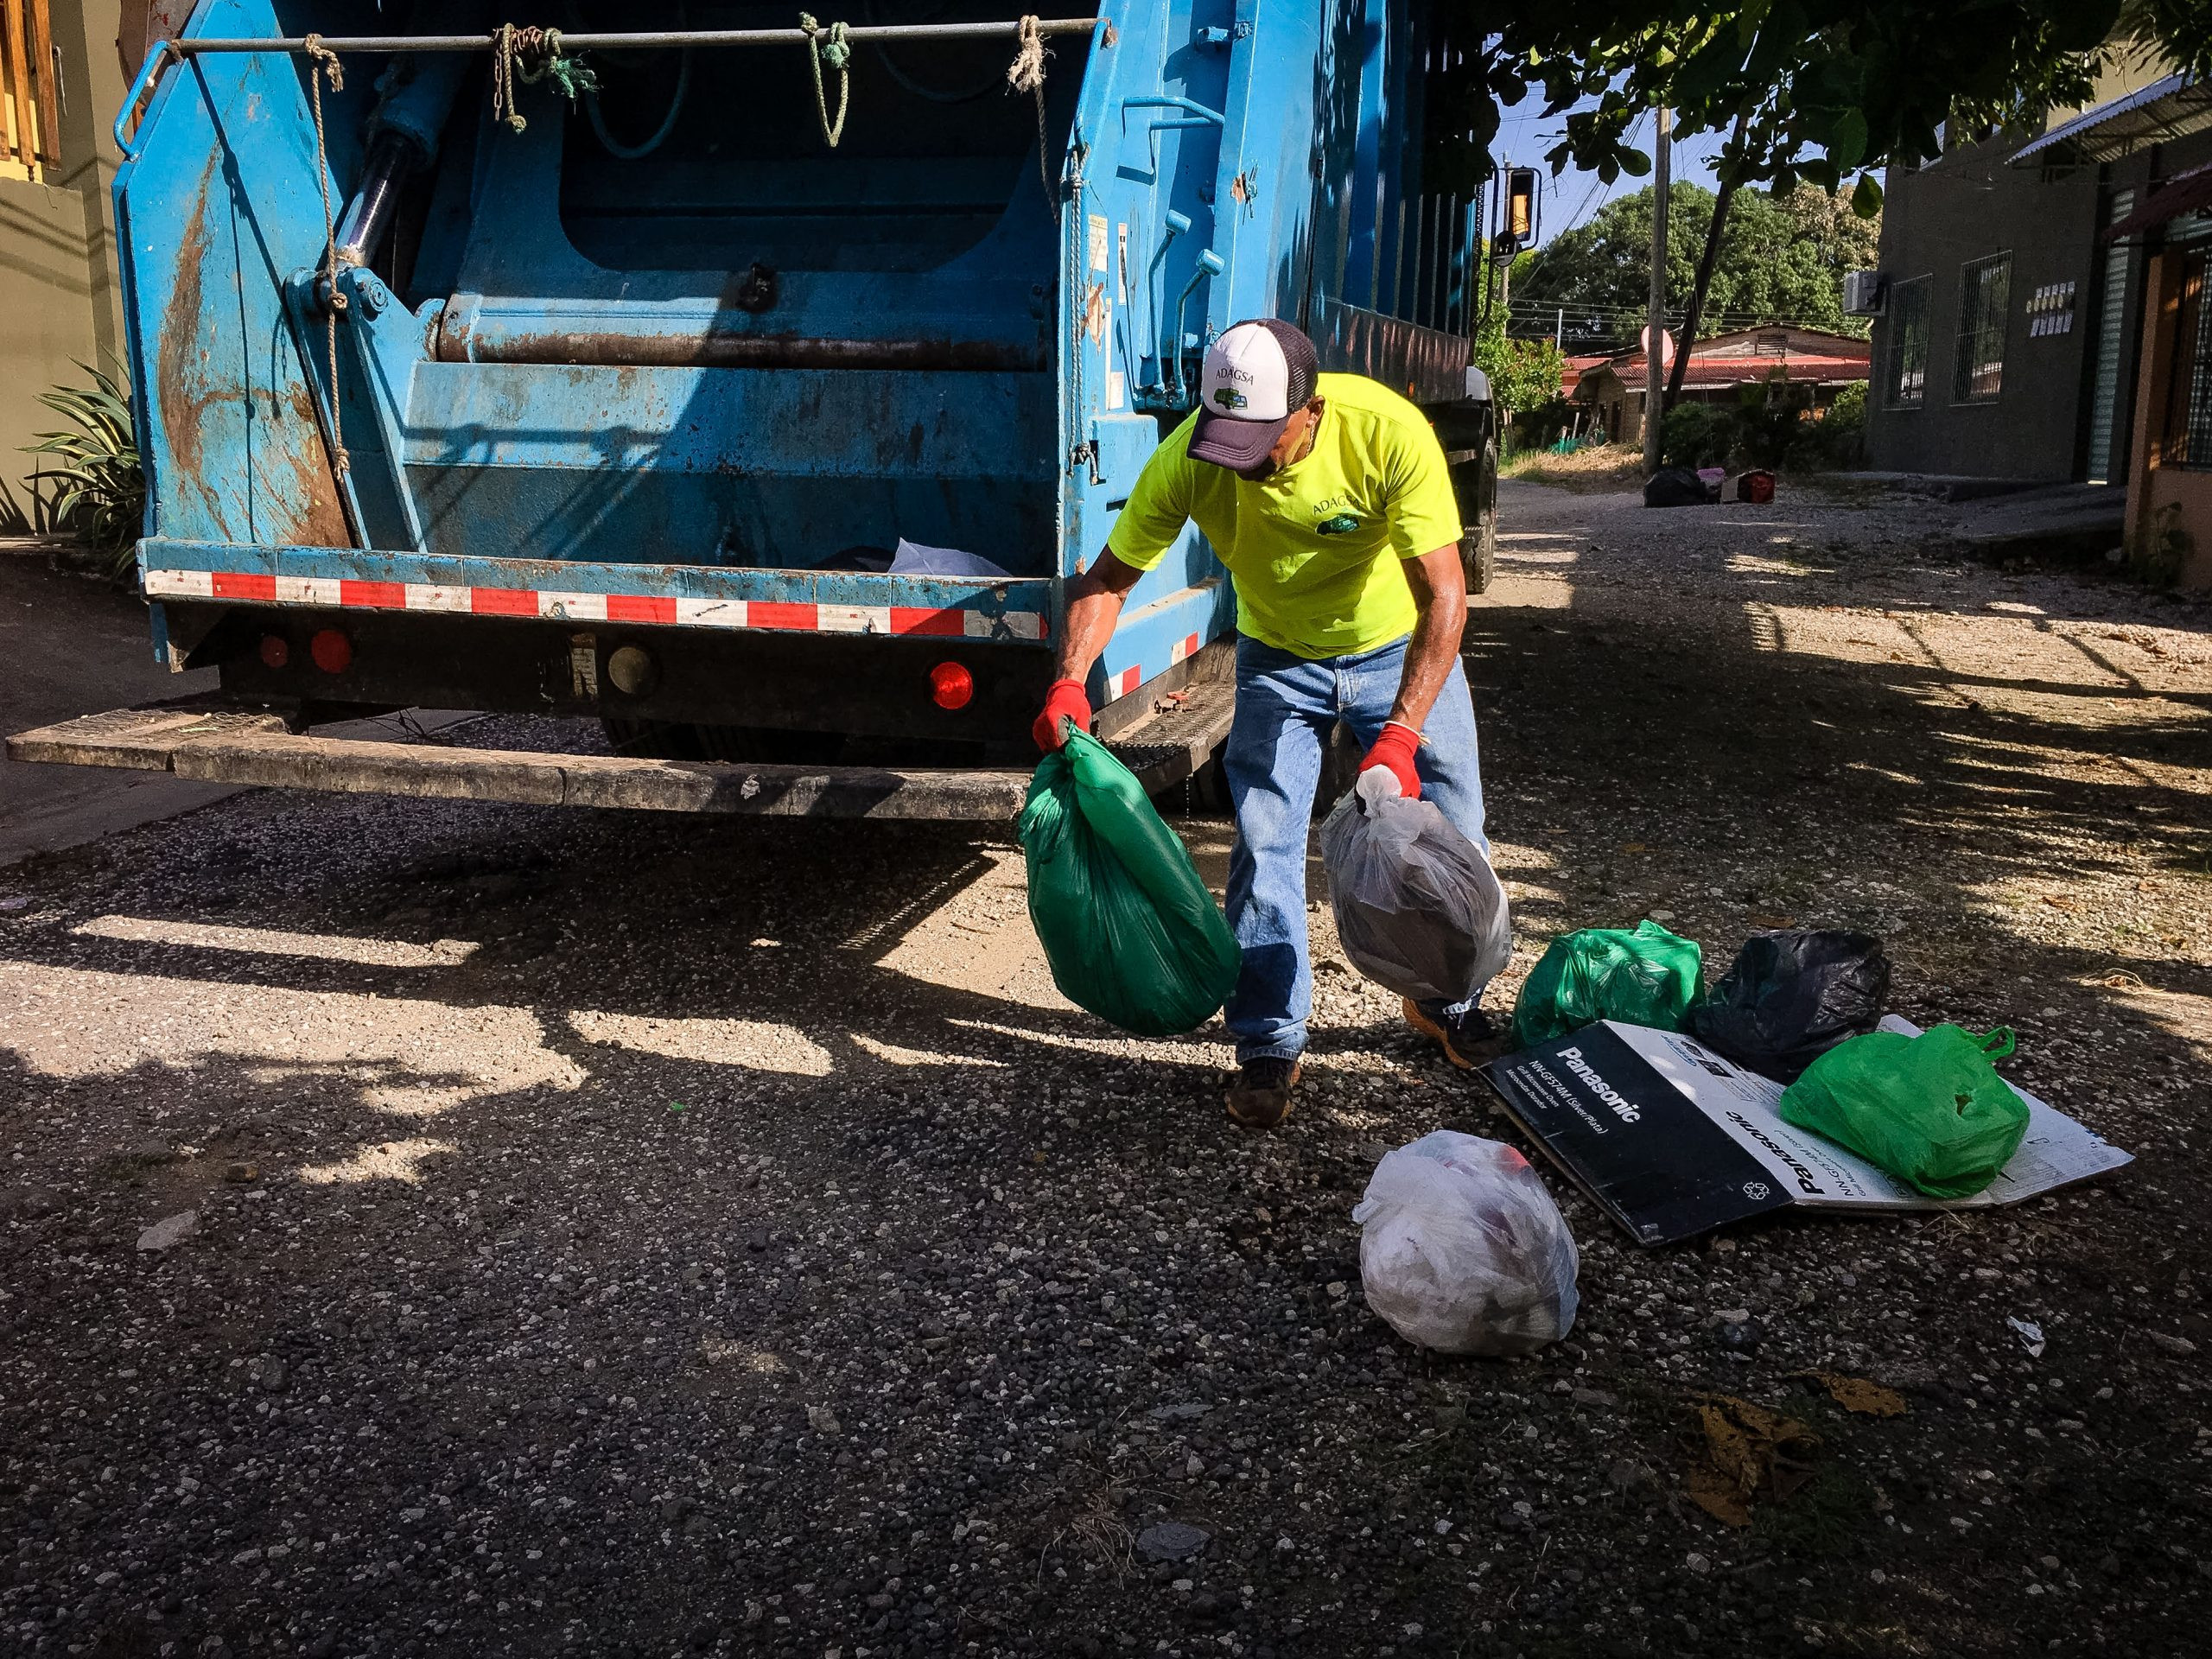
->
xmin=1224 ymin=1057 xmax=1302 ymax=1130
xmin=1403 ymin=999 xmax=1501 ymax=1071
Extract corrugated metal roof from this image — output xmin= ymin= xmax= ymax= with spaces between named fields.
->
xmin=2011 ymin=72 xmax=2212 ymax=166
xmin=1576 ymin=357 xmax=1871 ymax=396
xmin=2103 ymin=160 xmax=2212 ymax=239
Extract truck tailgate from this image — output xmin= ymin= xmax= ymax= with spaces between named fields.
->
xmin=9 ymin=668 xmax=1234 ymax=822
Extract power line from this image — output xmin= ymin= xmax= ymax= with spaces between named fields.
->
xmin=1522 ymin=109 xmax=1646 ymax=262
xmin=1505 ymin=304 xmax=1858 ymax=331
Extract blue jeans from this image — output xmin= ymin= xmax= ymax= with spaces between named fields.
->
xmin=1224 ymin=632 xmax=1489 ymax=1064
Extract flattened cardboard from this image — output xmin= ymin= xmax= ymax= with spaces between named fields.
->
xmin=1486 ymin=1018 xmax=2133 ymax=1247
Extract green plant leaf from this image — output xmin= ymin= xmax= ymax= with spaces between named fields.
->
xmin=1852 ymin=172 xmax=1885 ymax=217
xmin=0 ymin=477 xmax=32 ymax=537
xmin=19 ymin=369 xmax=143 ymax=556
xmin=1827 ymin=109 xmax=1869 ymax=170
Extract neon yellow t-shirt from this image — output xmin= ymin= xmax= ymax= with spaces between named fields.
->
xmin=1105 ymin=372 xmax=1464 ymax=659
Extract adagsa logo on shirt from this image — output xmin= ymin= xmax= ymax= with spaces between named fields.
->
xmin=1315 ymin=513 xmax=1362 ymax=535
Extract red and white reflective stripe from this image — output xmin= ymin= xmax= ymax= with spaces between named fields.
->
xmin=1112 ymin=664 xmax=1142 ymax=698
xmin=1166 ymin=631 xmax=1200 ymax=665
xmin=143 ymin=569 xmax=1047 ymax=640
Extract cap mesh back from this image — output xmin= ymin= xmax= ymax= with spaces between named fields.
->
xmin=1252 ymin=318 xmax=1318 ymax=407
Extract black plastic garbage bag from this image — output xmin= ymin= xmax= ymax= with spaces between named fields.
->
xmin=1684 ymin=929 xmax=1891 ymax=1082
xmin=1319 ymin=770 xmax=1512 ymax=1005
xmin=1643 ymin=467 xmax=1708 ymax=508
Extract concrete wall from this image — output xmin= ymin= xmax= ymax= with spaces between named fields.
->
xmin=1865 ymin=132 xmax=2106 ymax=480
xmin=0 ymin=1 xmax=127 ymax=506
xmin=1868 ymin=118 xmax=2212 ymax=486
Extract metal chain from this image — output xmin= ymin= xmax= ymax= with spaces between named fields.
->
xmin=302 ymin=35 xmax=350 ymax=478
xmin=799 ymin=14 xmax=851 ymax=147
xmin=492 ymin=22 xmax=522 ymax=129
xmin=1066 ymin=146 xmax=1090 ymax=474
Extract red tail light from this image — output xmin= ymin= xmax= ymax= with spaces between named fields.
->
xmin=258 ymin=635 xmax=289 ymax=669
xmin=929 ymin=662 xmax=974 ymax=710
xmin=309 ymin=629 xmax=353 ymax=674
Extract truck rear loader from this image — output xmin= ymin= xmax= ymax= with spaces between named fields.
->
xmin=10 ymin=0 xmax=1498 ymax=818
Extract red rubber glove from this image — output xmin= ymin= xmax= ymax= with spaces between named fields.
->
xmin=1033 ymin=678 xmax=1093 ymax=752
xmin=1358 ymin=720 xmax=1423 ymax=799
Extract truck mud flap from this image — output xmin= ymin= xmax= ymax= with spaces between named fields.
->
xmin=8 ymin=674 xmax=1237 ymax=822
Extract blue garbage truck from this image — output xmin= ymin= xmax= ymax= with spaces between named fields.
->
xmin=12 ymin=0 xmax=1497 ymax=818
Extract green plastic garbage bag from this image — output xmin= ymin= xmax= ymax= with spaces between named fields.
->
xmin=1777 ymin=1025 xmax=2028 ymax=1198
xmin=1509 ymin=919 xmax=1703 ymax=1049
xmin=1019 ymin=725 xmax=1241 ymax=1036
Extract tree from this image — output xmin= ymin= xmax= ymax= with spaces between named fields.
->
xmin=1471 ymin=3 xmax=2212 ymax=207
xmin=1459 ymin=3 xmax=2212 ymax=402
xmin=1514 ymin=181 xmax=1878 ymax=349
xmin=1473 ymin=309 xmax=1570 ymax=426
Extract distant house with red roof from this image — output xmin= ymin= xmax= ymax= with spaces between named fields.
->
xmin=1560 ymin=354 xmax=1611 ymax=400
xmin=1570 ymin=326 xmax=1872 ymax=448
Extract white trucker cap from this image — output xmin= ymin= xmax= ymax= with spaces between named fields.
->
xmin=1189 ymin=318 xmax=1320 ymax=471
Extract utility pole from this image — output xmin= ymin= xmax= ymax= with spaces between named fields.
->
xmin=1643 ymin=105 xmax=1671 ymax=474
xmin=1555 ymin=307 xmax=1564 ymax=349
xmin=1498 ymin=157 xmax=1513 ymax=326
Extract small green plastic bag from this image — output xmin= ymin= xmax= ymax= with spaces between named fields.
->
xmin=1510 ymin=919 xmax=1704 ymax=1049
xmin=1777 ymin=1025 xmax=2028 ymax=1198
xmin=1019 ymin=725 xmax=1241 ymax=1036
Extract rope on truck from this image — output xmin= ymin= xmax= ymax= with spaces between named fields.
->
xmin=492 ymin=23 xmax=599 ymax=132
xmin=302 ymin=34 xmax=350 ymax=480
xmin=798 ymin=11 xmax=1051 ymax=171
xmin=1007 ymin=13 xmax=1052 ymax=212
xmin=798 ymin=14 xmax=853 ymax=147
xmin=475 ymin=13 xmax=1057 ymax=174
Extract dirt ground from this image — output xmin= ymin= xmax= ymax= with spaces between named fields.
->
xmin=0 ymin=552 xmax=228 ymax=864
xmin=3 ymin=478 xmax=2209 ymax=1659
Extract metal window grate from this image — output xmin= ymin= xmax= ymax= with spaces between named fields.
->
xmin=1953 ymin=253 xmax=2012 ymax=404
xmin=0 ymin=0 xmax=60 ymax=181
xmin=2087 ymin=190 xmax=2135 ymax=484
xmin=2174 ymin=251 xmax=2212 ymax=471
xmin=1885 ymin=276 xmax=1931 ymax=407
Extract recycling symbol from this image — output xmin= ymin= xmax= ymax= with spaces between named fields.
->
xmin=1741 ymin=1181 xmax=1772 ymax=1201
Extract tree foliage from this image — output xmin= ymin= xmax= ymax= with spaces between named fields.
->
xmin=1473 ymin=308 xmax=1571 ymax=421
xmin=1453 ymin=3 xmax=2212 ymax=213
xmin=1516 ymin=181 xmax=1879 ymax=346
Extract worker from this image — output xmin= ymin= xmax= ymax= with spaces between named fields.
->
xmin=1035 ymin=318 xmax=1492 ymax=1128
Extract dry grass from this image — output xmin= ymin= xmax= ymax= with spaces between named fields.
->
xmin=1502 ymin=442 xmax=1645 ymax=493
xmin=1037 ymin=1471 xmax=1135 ymax=1586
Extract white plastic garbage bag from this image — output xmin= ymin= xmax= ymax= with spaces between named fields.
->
xmin=1353 ymin=1131 xmax=1580 ymax=1357
xmin=890 ymin=538 xmax=1015 ymax=580
xmin=1319 ymin=769 xmax=1512 ymax=1005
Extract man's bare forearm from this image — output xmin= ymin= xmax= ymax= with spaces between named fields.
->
xmin=1054 ymin=550 xmax=1144 ymax=683
xmin=1389 ymin=543 xmax=1469 ymax=729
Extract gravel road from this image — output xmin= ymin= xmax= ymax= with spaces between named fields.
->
xmin=3 ymin=479 xmax=2209 ymax=1658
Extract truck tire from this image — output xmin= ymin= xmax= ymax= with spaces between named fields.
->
xmin=601 ymin=718 xmax=846 ymax=765
xmin=1463 ymin=435 xmax=1499 ymax=595
xmin=1461 ymin=513 xmax=1497 ymax=596
xmin=1184 ymin=748 xmax=1232 ymax=816
xmin=1313 ymin=721 xmax=1360 ymax=818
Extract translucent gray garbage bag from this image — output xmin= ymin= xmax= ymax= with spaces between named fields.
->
xmin=1353 ymin=1131 xmax=1580 ymax=1357
xmin=1319 ymin=769 xmax=1512 ymax=1005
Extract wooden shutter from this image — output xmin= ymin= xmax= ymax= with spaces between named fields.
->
xmin=2 ymin=0 xmax=62 ymax=179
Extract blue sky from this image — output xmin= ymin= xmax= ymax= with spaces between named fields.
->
xmin=1491 ymin=99 xmax=1735 ymax=249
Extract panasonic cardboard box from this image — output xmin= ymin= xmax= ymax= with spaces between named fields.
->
xmin=1486 ymin=1018 xmax=2131 ymax=1247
